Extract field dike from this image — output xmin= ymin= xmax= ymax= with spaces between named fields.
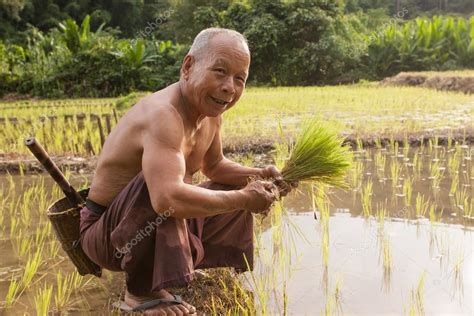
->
xmin=381 ymin=71 xmax=474 ymax=94
xmin=1 ymin=130 xmax=472 ymax=174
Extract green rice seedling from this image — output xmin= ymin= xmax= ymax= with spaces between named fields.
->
xmin=35 ymin=283 xmax=53 ymax=316
xmin=403 ymin=176 xmax=414 ymax=207
xmin=403 ymin=134 xmax=410 ymax=158
xmin=13 ymin=235 xmax=32 ymax=258
xmin=237 ymin=153 xmax=254 ymax=167
xmin=451 ymin=249 xmax=465 ymax=297
xmin=321 ymin=275 xmax=343 ymax=316
xmin=413 ymin=150 xmax=423 ymax=179
xmin=449 ymin=173 xmax=459 ymax=197
xmin=390 ymin=158 xmax=400 ymax=189
xmin=356 ymin=137 xmax=363 ymax=153
xmin=388 ymin=136 xmax=396 ymax=155
xmin=374 ymin=150 xmax=386 ymax=180
xmin=321 ymin=223 xmax=330 ymax=269
xmin=447 ymin=130 xmax=453 ymax=150
xmin=349 ymin=160 xmax=363 ymax=190
xmin=374 ymin=137 xmax=382 ymax=150
xmin=407 ymin=272 xmax=426 ymax=316
xmin=6 ymin=171 xmax=15 ymax=191
xmin=4 ymin=277 xmax=21 ymax=309
xmin=415 ymin=193 xmax=429 ymax=219
xmin=429 ymin=203 xmax=443 ymax=223
xmin=361 ymin=178 xmax=373 ymax=217
xmin=448 ymin=147 xmax=461 ymax=176
xmin=334 ymin=276 xmax=343 ymax=314
xmin=461 ymin=197 xmax=473 ymax=219
xmin=4 ymin=248 xmax=43 ymax=308
xmin=9 ymin=216 xmax=21 ymax=241
xmin=47 ymin=239 xmax=61 ymax=259
xmin=429 ymin=159 xmax=444 ymax=189
xmin=279 ymin=119 xmax=352 ymax=189
xmin=379 ymin=236 xmax=392 ymax=292
xmin=242 ymin=255 xmax=270 ymax=315
xmin=454 ymin=188 xmax=468 ymax=215
xmin=54 ymin=271 xmax=86 ymax=311
xmin=375 ymin=202 xmax=387 ymax=229
xmin=18 ymin=160 xmax=25 ymax=176
xmin=427 ymin=138 xmax=434 ymax=155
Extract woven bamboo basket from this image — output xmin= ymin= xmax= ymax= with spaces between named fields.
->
xmin=47 ymin=188 xmax=102 ymax=277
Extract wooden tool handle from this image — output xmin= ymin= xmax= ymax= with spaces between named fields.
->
xmin=25 ymin=137 xmax=84 ymax=207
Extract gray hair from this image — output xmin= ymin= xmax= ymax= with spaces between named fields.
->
xmin=188 ymin=28 xmax=249 ymax=61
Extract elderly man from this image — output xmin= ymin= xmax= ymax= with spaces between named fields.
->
xmin=80 ymin=28 xmax=293 ymax=315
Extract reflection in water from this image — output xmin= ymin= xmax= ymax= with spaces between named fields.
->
xmin=249 ymin=144 xmax=472 ymax=315
xmin=0 ymin=144 xmax=472 ymax=314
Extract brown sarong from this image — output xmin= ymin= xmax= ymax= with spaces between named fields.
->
xmin=79 ymin=171 xmax=253 ymax=296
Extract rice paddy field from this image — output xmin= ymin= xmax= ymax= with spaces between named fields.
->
xmin=0 ymin=84 xmax=473 ymax=314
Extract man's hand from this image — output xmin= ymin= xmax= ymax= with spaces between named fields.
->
xmin=260 ymin=165 xmax=298 ymax=197
xmin=241 ymin=180 xmax=278 ymax=213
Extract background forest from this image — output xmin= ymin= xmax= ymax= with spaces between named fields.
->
xmin=0 ymin=0 xmax=473 ymax=97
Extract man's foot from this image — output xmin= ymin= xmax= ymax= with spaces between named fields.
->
xmin=124 ymin=289 xmax=197 ymax=315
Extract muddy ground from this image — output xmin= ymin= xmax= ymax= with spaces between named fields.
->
xmin=380 ymin=72 xmax=474 ymax=94
xmin=1 ymin=130 xmax=472 ymax=174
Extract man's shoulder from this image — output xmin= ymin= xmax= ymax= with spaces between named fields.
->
xmin=136 ymin=93 xmax=184 ymax=148
xmin=134 ymin=92 xmax=182 ymax=127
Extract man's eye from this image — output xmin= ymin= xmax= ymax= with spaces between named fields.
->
xmin=215 ymin=68 xmax=225 ymax=74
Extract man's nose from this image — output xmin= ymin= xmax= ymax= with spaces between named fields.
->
xmin=221 ymin=76 xmax=235 ymax=95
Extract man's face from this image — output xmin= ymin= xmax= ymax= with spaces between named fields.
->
xmin=182 ymin=34 xmax=250 ymax=117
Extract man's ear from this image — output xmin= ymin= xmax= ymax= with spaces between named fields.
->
xmin=181 ymin=55 xmax=194 ymax=80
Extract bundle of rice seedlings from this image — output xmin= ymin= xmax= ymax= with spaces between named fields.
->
xmin=278 ymin=119 xmax=352 ymax=189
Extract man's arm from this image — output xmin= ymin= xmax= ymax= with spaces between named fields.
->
xmin=142 ymin=107 xmax=275 ymax=219
xmin=201 ymin=117 xmax=264 ymax=187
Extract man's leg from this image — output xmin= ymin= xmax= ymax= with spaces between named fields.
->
xmin=79 ymin=171 xmax=196 ymax=313
xmin=187 ymin=181 xmax=254 ymax=272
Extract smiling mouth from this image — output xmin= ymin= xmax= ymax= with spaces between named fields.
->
xmin=211 ymin=96 xmax=231 ymax=107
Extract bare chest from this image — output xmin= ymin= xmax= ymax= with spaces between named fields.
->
xmin=182 ymin=125 xmax=214 ymax=177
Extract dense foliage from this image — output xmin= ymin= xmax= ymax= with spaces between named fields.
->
xmin=0 ymin=0 xmax=473 ymax=97
xmin=367 ymin=16 xmax=474 ymax=77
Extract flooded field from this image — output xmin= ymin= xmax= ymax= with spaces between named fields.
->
xmin=0 ymin=143 xmax=472 ymax=314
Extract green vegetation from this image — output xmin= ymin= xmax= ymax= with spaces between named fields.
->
xmin=1 ymin=1 xmax=473 ymax=98
xmin=280 ymin=119 xmax=352 ymax=188
xmin=368 ymin=16 xmax=474 ymax=77
xmin=0 ymin=85 xmax=471 ymax=156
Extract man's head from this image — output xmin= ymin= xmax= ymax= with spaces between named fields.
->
xmin=180 ymin=28 xmax=250 ymax=117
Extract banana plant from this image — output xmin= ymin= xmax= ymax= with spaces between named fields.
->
xmin=111 ymin=39 xmax=158 ymax=70
xmin=58 ymin=15 xmax=105 ymax=54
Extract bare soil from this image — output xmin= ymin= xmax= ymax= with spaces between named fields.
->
xmin=380 ymin=71 xmax=474 ymax=94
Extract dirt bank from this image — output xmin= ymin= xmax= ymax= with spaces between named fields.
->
xmin=1 ymin=130 xmax=472 ymax=175
xmin=380 ymin=72 xmax=474 ymax=94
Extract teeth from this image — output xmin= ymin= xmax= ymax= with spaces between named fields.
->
xmin=212 ymin=97 xmax=228 ymax=106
